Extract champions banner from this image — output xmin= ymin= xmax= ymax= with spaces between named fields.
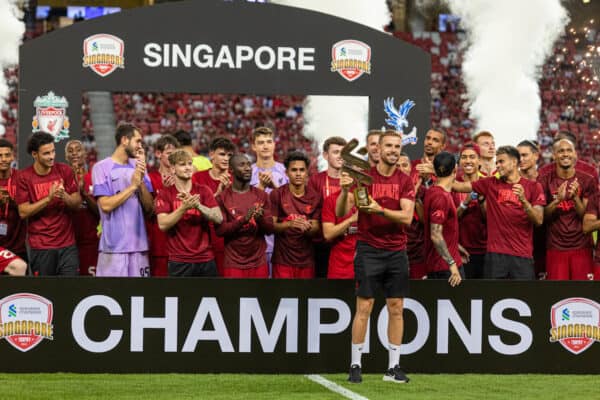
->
xmin=0 ymin=278 xmax=598 ymax=373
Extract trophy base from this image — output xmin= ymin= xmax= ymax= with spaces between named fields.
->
xmin=354 ymin=187 xmax=370 ymax=208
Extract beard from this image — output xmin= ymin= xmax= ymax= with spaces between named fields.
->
xmin=125 ymin=146 xmax=137 ymax=158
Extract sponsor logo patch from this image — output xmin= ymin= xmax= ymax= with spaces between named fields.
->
xmin=83 ymin=34 xmax=125 ymax=77
xmin=549 ymin=297 xmax=600 ymax=355
xmin=330 ymin=40 xmax=371 ymax=82
xmin=0 ymin=293 xmax=54 ymax=352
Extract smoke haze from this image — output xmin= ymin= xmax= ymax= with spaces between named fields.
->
xmin=447 ymin=0 xmax=569 ymax=145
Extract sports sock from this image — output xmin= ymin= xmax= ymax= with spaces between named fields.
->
xmin=351 ymin=342 xmax=364 ymax=367
xmin=388 ymin=343 xmax=401 ymax=370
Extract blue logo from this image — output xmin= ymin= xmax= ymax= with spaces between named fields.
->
xmin=561 ymin=308 xmax=570 ymax=321
xmin=91 ymin=41 xmax=99 ymax=52
xmin=383 ymin=97 xmax=418 ymax=145
xmin=8 ymin=304 xmax=16 ymax=318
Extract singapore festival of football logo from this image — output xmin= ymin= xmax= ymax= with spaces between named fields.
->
xmin=0 ymin=293 xmax=54 ymax=352
xmin=549 ymin=297 xmax=600 ymax=355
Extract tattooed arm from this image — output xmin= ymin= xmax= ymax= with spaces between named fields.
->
xmin=430 ymin=223 xmax=455 ymax=266
xmin=430 ymin=223 xmax=462 ymax=287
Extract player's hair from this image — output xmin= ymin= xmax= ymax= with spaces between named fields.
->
xmin=0 ymin=138 xmax=15 ymax=151
xmin=517 ymin=140 xmax=539 ymax=154
xmin=473 ymin=130 xmax=494 ymax=143
xmin=252 ymin=126 xmax=274 ymax=143
xmin=154 ymin=134 xmax=180 ymax=152
xmin=496 ymin=145 xmax=520 ymax=163
xmin=65 ymin=139 xmax=83 ymax=150
xmin=554 ymin=131 xmax=577 ymax=145
xmin=173 ymin=130 xmax=192 ymax=147
xmin=433 ymin=151 xmax=456 ymax=178
xmin=114 ymin=122 xmax=139 ymax=146
xmin=323 ymin=136 xmax=347 ymax=152
xmin=209 ymin=137 xmax=236 ymax=153
xmin=427 ymin=128 xmax=447 ymax=144
xmin=399 ymin=151 xmax=410 ymax=159
xmin=366 ymin=129 xmax=382 ymax=142
xmin=284 ymin=150 xmax=310 ymax=169
xmin=460 ymin=142 xmax=480 ymax=157
xmin=378 ymin=130 xmax=403 ymax=143
xmin=230 ymin=153 xmax=250 ymax=167
xmin=168 ymin=149 xmax=192 ymax=165
xmin=27 ymin=131 xmax=55 ymax=154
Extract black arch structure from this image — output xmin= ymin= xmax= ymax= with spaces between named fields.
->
xmin=18 ymin=0 xmax=430 ymax=164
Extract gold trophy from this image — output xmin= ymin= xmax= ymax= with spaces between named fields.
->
xmin=341 ymin=138 xmax=373 ymax=208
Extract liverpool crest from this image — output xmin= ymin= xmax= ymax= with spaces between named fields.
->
xmin=31 ymin=91 xmax=70 ymax=142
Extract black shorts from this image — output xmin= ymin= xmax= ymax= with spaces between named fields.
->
xmin=484 ymin=252 xmax=535 ymax=280
xmin=29 ymin=245 xmax=79 ymax=276
xmin=168 ymin=260 xmax=217 ymax=277
xmin=463 ymin=253 xmax=485 ymax=279
xmin=354 ymin=241 xmax=409 ymax=299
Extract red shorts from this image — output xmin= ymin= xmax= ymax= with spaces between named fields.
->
xmin=409 ymin=262 xmax=427 ymax=280
xmin=223 ymin=264 xmax=269 ymax=279
xmin=273 ymin=264 xmax=315 ymax=279
xmin=546 ymin=248 xmax=593 ymax=280
xmin=78 ymin=242 xmax=99 ymax=276
xmin=327 ymin=257 xmax=354 ymax=279
xmin=0 ymin=247 xmax=19 ymax=274
xmin=150 ymin=256 xmax=169 ymax=277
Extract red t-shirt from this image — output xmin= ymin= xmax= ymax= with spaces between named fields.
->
xmin=15 ymin=163 xmax=78 ymax=249
xmin=72 ymin=171 xmax=100 ymax=246
xmin=539 ymin=159 xmax=598 ymax=181
xmin=308 ymin=171 xmax=341 ymax=200
xmin=424 ymin=186 xmax=462 ymax=272
xmin=471 ymin=176 xmax=545 ymax=258
xmin=0 ymin=169 xmax=26 ymax=254
xmin=192 ymin=170 xmax=228 ymax=253
xmin=155 ymin=182 xmax=217 ymax=263
xmin=192 ymin=170 xmax=223 ymax=194
xmin=215 ymin=187 xmax=273 ymax=269
xmin=358 ymin=167 xmax=415 ymax=251
xmin=585 ymin=193 xmax=600 ymax=263
xmin=321 ymin=194 xmax=357 ymax=277
xmin=147 ymin=169 xmax=170 ymax=257
xmin=538 ymin=168 xmax=596 ymax=250
xmin=406 ymin=182 xmax=428 ymax=264
xmin=451 ymin=178 xmax=487 ymax=255
xmin=270 ymin=185 xmax=321 ymax=268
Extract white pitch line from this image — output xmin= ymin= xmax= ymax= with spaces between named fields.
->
xmin=305 ymin=374 xmax=369 ymax=400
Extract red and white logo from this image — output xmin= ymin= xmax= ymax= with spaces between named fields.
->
xmin=0 ymin=293 xmax=54 ymax=352
xmin=82 ymin=34 xmax=125 ymax=77
xmin=549 ymin=297 xmax=600 ymax=355
xmin=330 ymin=40 xmax=371 ymax=82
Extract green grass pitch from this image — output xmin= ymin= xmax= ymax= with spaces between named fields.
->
xmin=0 ymin=373 xmax=597 ymax=399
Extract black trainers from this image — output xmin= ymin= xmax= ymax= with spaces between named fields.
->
xmin=348 ymin=364 xmax=362 ymax=383
xmin=383 ymin=365 xmax=410 ymax=383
